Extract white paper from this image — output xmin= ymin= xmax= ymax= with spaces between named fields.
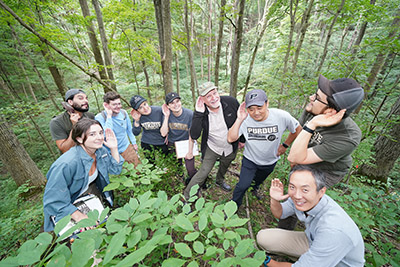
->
xmin=175 ymin=140 xmax=199 ymax=159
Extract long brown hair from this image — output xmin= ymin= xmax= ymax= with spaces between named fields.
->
xmin=71 ymin=119 xmax=103 ymax=145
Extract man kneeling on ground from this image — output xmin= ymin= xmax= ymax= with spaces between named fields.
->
xmin=257 ymin=165 xmax=364 ymax=266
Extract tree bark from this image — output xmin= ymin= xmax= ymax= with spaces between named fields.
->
xmin=207 ymin=0 xmax=213 ymax=81
xmin=0 ymin=116 xmax=46 ymax=188
xmin=358 ymin=95 xmax=400 ymax=182
xmin=214 ymin=0 xmax=227 ymax=86
xmin=316 ymin=0 xmax=345 ymax=73
xmin=229 ymin=0 xmax=246 ymax=98
xmin=174 ymin=52 xmax=180 ymax=95
xmin=184 ymin=0 xmax=197 ymax=106
xmin=91 ymin=0 xmax=116 ymax=90
xmin=79 ymin=0 xmax=109 ymax=92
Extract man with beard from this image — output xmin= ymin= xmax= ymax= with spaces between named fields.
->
xmin=95 ymin=91 xmax=140 ymax=167
xmin=50 ymin=89 xmax=94 ymax=153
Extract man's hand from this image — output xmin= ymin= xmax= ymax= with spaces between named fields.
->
xmin=130 ymin=109 xmax=141 ymax=122
xmin=133 ymin=144 xmax=138 ymax=151
xmin=270 ymin=178 xmax=289 ymax=202
xmin=69 ymin=112 xmax=81 ymax=125
xmin=307 ymin=109 xmax=346 ymax=129
xmin=103 ymin=103 xmax=113 ymax=117
xmin=195 ymin=96 xmax=205 ymax=113
xmin=161 ymin=103 xmax=171 ymax=117
xmin=277 ymin=144 xmax=287 ymax=156
xmin=237 ymin=102 xmax=248 ymax=121
xmin=104 ymin=128 xmax=118 ymax=149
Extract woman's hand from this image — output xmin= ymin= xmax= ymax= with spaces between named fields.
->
xmin=104 ymin=128 xmax=118 ymax=149
xmin=130 ymin=109 xmax=141 ymax=122
xmin=162 ymin=103 xmax=171 ymax=117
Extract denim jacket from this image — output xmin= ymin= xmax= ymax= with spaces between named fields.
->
xmin=43 ymin=145 xmax=123 ymax=231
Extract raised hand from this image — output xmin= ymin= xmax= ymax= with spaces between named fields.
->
xmin=270 ymin=178 xmax=289 ymax=202
xmin=130 ymin=109 xmax=141 ymax=122
xmin=308 ymin=109 xmax=346 ymax=129
xmin=103 ymin=102 xmax=113 ymax=117
xmin=162 ymin=103 xmax=171 ymax=117
xmin=195 ymin=96 xmax=205 ymax=113
xmin=237 ymin=102 xmax=248 ymax=121
xmin=103 ymin=128 xmax=118 ymax=149
xmin=69 ymin=112 xmax=81 ymax=125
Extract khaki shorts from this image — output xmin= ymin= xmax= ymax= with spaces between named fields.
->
xmin=120 ymin=144 xmax=140 ymax=167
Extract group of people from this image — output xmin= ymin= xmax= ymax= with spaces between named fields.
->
xmin=43 ymin=74 xmax=366 ymax=266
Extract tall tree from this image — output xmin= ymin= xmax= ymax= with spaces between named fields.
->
xmin=214 ymin=0 xmax=227 ymax=86
xmin=0 ymin=116 xmax=46 ymax=188
xmin=184 ymin=0 xmax=197 ymax=105
xmin=79 ymin=0 xmax=110 ymax=92
xmin=153 ymin=0 xmax=173 ymax=95
xmin=229 ymin=0 xmax=245 ymax=98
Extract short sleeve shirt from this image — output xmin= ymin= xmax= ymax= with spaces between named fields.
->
xmin=167 ymin=108 xmax=193 ymax=143
xmin=49 ymin=111 xmax=95 ymax=140
xmin=239 ymin=108 xmax=299 ymax=165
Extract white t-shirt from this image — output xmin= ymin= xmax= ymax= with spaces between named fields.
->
xmin=239 ymin=108 xmax=299 ymax=165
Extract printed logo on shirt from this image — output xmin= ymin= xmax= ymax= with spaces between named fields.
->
xmin=304 ymin=120 xmax=323 ymax=145
xmin=142 ymin=121 xmax=161 ymax=130
xmin=247 ymin=126 xmax=278 ymax=141
xmin=169 ymin=122 xmax=189 ymax=131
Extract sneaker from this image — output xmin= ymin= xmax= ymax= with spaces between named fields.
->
xmin=216 ymin=182 xmax=232 ymax=192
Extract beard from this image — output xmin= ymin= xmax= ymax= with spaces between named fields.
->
xmin=73 ymin=102 xmax=89 ymax=112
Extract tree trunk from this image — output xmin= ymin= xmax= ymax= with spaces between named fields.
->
xmin=79 ymin=0 xmax=110 ymax=92
xmin=207 ymin=0 xmax=213 ymax=81
xmin=184 ymin=0 xmax=197 ymax=106
xmin=229 ymin=0 xmax=246 ymax=98
xmin=0 ymin=116 xmax=46 ymax=188
xmin=214 ymin=0 xmax=227 ymax=86
xmin=349 ymin=0 xmax=376 ymax=54
xmin=358 ymin=95 xmax=400 ymax=182
xmin=292 ymin=0 xmax=314 ymax=72
xmin=17 ymin=57 xmax=37 ymax=103
xmin=316 ymin=0 xmax=345 ymax=73
xmin=92 ymin=0 xmax=116 ymax=90
xmin=174 ymin=52 xmax=180 ymax=95
xmin=0 ymin=76 xmax=15 ymax=100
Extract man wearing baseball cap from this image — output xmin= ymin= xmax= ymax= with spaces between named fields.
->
xmin=50 ymin=88 xmax=94 ymax=153
xmin=281 ymin=74 xmax=364 ymax=229
xmin=184 ymin=82 xmax=240 ymax=200
xmin=160 ymin=92 xmax=197 ymax=179
xmin=227 ymin=89 xmax=301 ymax=207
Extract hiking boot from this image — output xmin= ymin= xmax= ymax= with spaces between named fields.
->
xmin=216 ymin=181 xmax=232 ymax=192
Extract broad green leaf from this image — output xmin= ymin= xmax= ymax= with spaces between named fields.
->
xmin=234 ymin=239 xmax=254 ymax=258
xmin=214 ymin=228 xmax=223 ymax=236
xmin=254 ymin=251 xmax=266 ymax=261
xmin=193 ymin=241 xmax=204 ymax=254
xmin=189 ymin=184 xmax=200 ymax=197
xmin=115 ymin=244 xmax=156 ymax=266
xmin=141 ymin=178 xmax=150 ymax=184
xmin=187 ymin=260 xmax=199 ymax=267
xmin=224 ymin=201 xmax=237 ymax=218
xmin=210 ymin=213 xmax=224 ymax=225
xmin=46 ymin=254 xmax=66 ymax=267
xmin=161 ymin=258 xmax=186 ymax=267
xmin=112 ymin=209 xmax=130 ymax=221
xmin=223 ymin=239 xmax=230 ymax=250
xmin=198 ymin=214 xmax=207 ymax=231
xmin=235 ymin=228 xmax=249 ymax=236
xmin=215 ymin=257 xmax=235 ymax=267
xmin=224 ymin=230 xmax=236 ymax=239
xmin=184 ymin=231 xmax=200 ymax=241
xmin=175 ymin=214 xmax=194 ymax=231
xmin=239 ymin=257 xmax=263 ymax=267
xmin=106 ymin=222 xmax=123 ymax=233
xmin=131 ymin=213 xmax=152 ymax=224
xmin=225 ymin=217 xmax=248 ymax=227
xmin=103 ymin=182 xmax=120 ymax=191
xmin=140 ymin=198 xmax=157 ymax=209
xmin=205 ymin=246 xmax=217 ymax=257
xmin=53 ymin=215 xmax=72 ymax=236
xmin=195 ymin=198 xmax=205 ymax=210
xmin=174 ymin=242 xmax=192 ymax=258
xmin=103 ymin=230 xmax=127 ymax=265
xmin=99 ymin=207 xmax=110 ymax=222
xmin=70 ymin=238 xmax=95 ymax=267
xmin=129 ymin=198 xmax=139 ymax=211
xmin=122 ymin=179 xmax=134 ymax=187
xmin=127 ymin=230 xmax=141 ymax=248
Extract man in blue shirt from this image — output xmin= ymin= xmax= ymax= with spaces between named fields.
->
xmin=95 ymin=92 xmax=140 ymax=167
xmin=257 ymin=165 xmax=365 ymax=266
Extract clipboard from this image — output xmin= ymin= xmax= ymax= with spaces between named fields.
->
xmin=175 ymin=140 xmax=199 ymax=159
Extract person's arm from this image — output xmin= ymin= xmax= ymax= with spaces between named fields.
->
xmin=265 ymin=259 xmax=292 ymax=267
xmin=190 ymin=97 xmax=206 ymax=140
xmin=160 ymin=104 xmax=170 ymax=137
xmin=55 ymin=133 xmax=76 ymax=153
xmin=269 ymin=178 xmax=289 ymax=219
xmin=185 ymin=135 xmax=194 ymax=160
xmin=52 ymin=112 xmax=82 ymax=153
xmin=227 ymin=102 xmax=247 ymax=143
xmin=288 ymin=109 xmax=346 ymax=164
xmin=277 ymin=125 xmax=302 ymax=156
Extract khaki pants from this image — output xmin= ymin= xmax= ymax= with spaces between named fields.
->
xmin=120 ymin=144 xmax=140 ymax=167
xmin=256 ymin=228 xmax=309 ymax=259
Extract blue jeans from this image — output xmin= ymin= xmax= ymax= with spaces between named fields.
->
xmin=232 ymin=157 xmax=277 ymax=207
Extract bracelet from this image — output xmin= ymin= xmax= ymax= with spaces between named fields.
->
xmin=303 ymin=125 xmax=315 ymax=134
xmin=264 ymin=256 xmax=271 ymax=266
xmin=282 ymin=142 xmax=289 ymax=148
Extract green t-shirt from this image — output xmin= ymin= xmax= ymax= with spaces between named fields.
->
xmin=299 ymin=111 xmax=361 ymax=178
xmin=49 ymin=111 xmax=95 ymax=140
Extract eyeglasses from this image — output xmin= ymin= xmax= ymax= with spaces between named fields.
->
xmin=313 ymin=89 xmax=329 ymax=106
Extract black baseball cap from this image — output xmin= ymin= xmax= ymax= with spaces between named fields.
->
xmin=130 ymin=95 xmax=147 ymax=110
xmin=65 ymin=89 xmax=86 ymax=101
xmin=318 ymin=74 xmax=364 ymax=114
xmin=165 ymin=92 xmax=181 ymax=104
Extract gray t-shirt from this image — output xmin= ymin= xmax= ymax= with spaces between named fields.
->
xmin=132 ymin=106 xmax=165 ymax=145
xmin=299 ymin=111 xmax=361 ymax=177
xmin=49 ymin=111 xmax=95 ymax=140
xmin=239 ymin=108 xmax=299 ymax=165
xmin=167 ymin=108 xmax=193 ymax=143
